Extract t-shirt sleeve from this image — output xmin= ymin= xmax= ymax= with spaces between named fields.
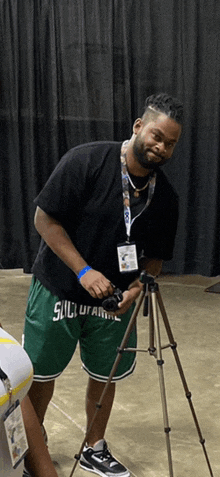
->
xmin=138 ymin=174 xmax=179 ymax=261
xmin=34 ymin=148 xmax=89 ymax=224
xmin=154 ymin=198 xmax=179 ymax=260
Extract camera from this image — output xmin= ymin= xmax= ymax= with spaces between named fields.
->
xmin=102 ymin=288 xmax=123 ymax=312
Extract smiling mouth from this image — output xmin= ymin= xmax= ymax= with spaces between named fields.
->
xmin=146 ymin=150 xmax=162 ymax=162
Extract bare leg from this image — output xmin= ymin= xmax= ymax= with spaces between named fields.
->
xmin=86 ymin=377 xmax=115 ymax=446
xmin=21 ymin=395 xmax=58 ymax=477
xmin=28 ymin=380 xmax=55 ymax=424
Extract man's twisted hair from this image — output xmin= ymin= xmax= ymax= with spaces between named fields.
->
xmin=144 ymin=93 xmax=183 ymax=125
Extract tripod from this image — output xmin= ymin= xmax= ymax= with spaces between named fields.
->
xmin=70 ymin=272 xmax=214 ymax=477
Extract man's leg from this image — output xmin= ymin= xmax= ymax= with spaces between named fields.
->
xmin=28 ymin=380 xmax=55 ymax=424
xmin=81 ymin=377 xmax=129 ymax=476
xmin=86 ymin=377 xmax=115 ymax=446
xmin=21 ymin=395 xmax=58 ymax=477
xmin=79 ymin=307 xmax=136 ymax=476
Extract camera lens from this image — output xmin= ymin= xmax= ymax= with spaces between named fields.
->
xmin=102 ymin=288 xmax=123 ymax=312
xmin=102 ymin=296 xmax=119 ymax=312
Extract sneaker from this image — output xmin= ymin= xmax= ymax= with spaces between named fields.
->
xmin=41 ymin=424 xmax=48 ymax=446
xmin=23 ymin=469 xmax=31 ymax=477
xmin=80 ymin=439 xmax=130 ymax=477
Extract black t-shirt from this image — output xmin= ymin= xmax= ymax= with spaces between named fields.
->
xmin=32 ymin=141 xmax=178 ymax=304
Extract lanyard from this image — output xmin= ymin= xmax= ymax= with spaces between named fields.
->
xmin=120 ymin=140 xmax=156 ymax=242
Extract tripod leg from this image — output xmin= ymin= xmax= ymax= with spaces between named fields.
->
xmin=156 ymin=288 xmax=214 ymax=477
xmin=148 ymin=293 xmax=155 ymax=354
xmin=150 ymin=289 xmax=174 ymax=477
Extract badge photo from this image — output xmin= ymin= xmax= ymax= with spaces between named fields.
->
xmin=117 ymin=242 xmax=138 ymax=273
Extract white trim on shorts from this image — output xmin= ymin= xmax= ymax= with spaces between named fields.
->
xmin=82 ymin=358 xmax=136 ymax=382
xmin=33 ymin=372 xmax=62 ymax=382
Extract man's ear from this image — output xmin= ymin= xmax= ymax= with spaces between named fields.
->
xmin=133 ymin=118 xmax=143 ymax=134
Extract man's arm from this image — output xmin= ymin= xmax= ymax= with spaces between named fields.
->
xmin=115 ymin=258 xmax=163 ymax=315
xmin=140 ymin=257 xmax=163 ymax=277
xmin=34 ymin=207 xmax=162 ymax=309
xmin=34 ymin=206 xmax=113 ymax=299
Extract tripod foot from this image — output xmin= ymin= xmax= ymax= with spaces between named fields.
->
xmin=165 ymin=427 xmax=171 ymax=433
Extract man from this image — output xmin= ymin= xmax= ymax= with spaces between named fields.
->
xmin=23 ymin=93 xmax=183 ymax=477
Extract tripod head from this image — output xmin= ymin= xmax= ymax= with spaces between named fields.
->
xmin=139 ymin=271 xmax=159 ymax=316
xmin=139 ymin=271 xmax=155 ymax=285
xmin=139 ymin=271 xmax=159 ymax=293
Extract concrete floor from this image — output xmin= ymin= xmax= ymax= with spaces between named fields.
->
xmin=0 ymin=269 xmax=219 ymax=477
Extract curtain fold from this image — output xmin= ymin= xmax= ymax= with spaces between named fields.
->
xmin=0 ymin=0 xmax=220 ymax=275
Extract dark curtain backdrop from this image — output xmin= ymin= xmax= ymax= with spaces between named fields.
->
xmin=0 ymin=0 xmax=220 ymax=275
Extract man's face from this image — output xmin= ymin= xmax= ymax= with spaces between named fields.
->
xmin=132 ymin=113 xmax=182 ymax=170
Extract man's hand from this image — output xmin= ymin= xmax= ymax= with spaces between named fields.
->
xmin=113 ymin=278 xmax=144 ymax=316
xmin=139 ymin=257 xmax=163 ymax=277
xmin=80 ymin=269 xmax=114 ymax=299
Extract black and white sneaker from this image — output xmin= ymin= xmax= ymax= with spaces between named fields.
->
xmin=80 ymin=439 xmax=130 ymax=477
xmin=23 ymin=469 xmax=31 ymax=477
xmin=41 ymin=424 xmax=48 ymax=446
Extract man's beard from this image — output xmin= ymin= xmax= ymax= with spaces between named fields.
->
xmin=133 ymin=137 xmax=164 ymax=170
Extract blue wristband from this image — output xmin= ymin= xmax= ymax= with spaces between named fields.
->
xmin=77 ymin=266 xmax=92 ymax=281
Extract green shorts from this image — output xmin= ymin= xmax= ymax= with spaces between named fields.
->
xmin=23 ymin=277 xmax=137 ymax=383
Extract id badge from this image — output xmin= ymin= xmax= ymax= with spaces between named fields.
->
xmin=4 ymin=399 xmax=29 ymax=469
xmin=117 ymin=242 xmax=138 ymax=273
